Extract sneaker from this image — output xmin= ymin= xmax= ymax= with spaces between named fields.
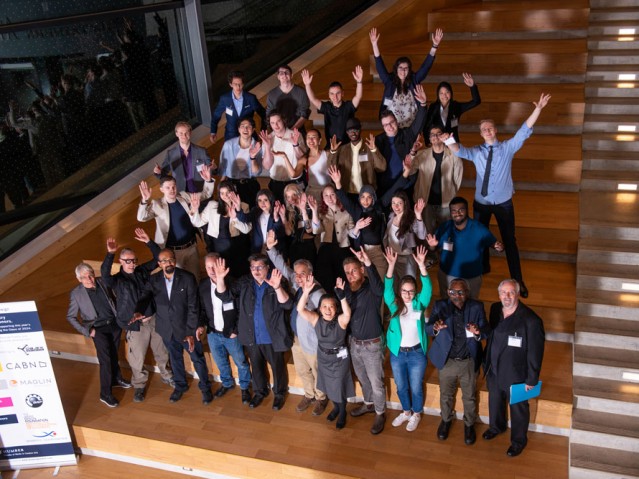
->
xmin=312 ymin=398 xmax=329 ymax=416
xmin=162 ymin=377 xmax=176 ymax=388
xmin=100 ymin=395 xmax=119 ymax=408
xmin=392 ymin=411 xmax=412 ymax=427
xmin=133 ymin=388 xmax=145 ymax=403
xmin=406 ymin=413 xmax=421 ymax=432
xmin=114 ymin=378 xmax=132 ymax=389
xmin=296 ymin=396 xmax=314 ymax=413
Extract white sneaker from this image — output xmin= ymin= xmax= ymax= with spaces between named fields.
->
xmin=392 ymin=411 xmax=412 ymax=427
xmin=406 ymin=413 xmax=421 ymax=432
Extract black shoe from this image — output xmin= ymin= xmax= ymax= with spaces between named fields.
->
xmin=464 ymin=425 xmax=476 ymax=445
xmin=133 ymin=388 xmax=145 ymax=403
xmin=336 ymin=411 xmax=347 ymax=430
xmin=519 ymin=282 xmax=529 ymax=299
xmin=482 ymin=428 xmax=501 ymax=440
xmin=214 ymin=385 xmax=234 ymax=399
xmin=327 ymin=405 xmax=339 ymax=422
xmin=350 ymin=403 xmax=375 ymax=417
xmin=272 ymin=395 xmax=285 ymax=411
xmin=202 ymin=389 xmax=213 ymax=405
xmin=437 ymin=420 xmax=451 ymax=440
xmin=249 ymin=394 xmax=265 ymax=409
xmin=507 ymin=444 xmax=525 ymax=457
xmin=114 ymin=378 xmax=132 ymax=389
xmin=100 ymin=395 xmax=119 ymax=408
xmin=169 ymin=389 xmax=185 ymax=403
xmin=370 ymin=413 xmax=386 ymax=435
xmin=241 ymin=389 xmax=251 ymax=405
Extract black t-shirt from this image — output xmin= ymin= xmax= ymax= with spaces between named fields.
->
xmin=428 ymin=150 xmax=444 ymax=206
xmin=319 ymin=100 xmax=356 ymax=145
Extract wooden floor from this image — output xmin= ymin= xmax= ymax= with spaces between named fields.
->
xmin=39 ymin=358 xmax=568 ymax=479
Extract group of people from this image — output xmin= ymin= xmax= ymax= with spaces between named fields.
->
xmin=66 ymin=26 xmax=547 ymax=458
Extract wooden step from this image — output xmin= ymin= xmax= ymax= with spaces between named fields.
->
xmin=590 ymin=7 xmax=639 ymax=22
xmin=585 ymin=98 xmax=639 ymax=115
xmin=578 ymin=237 xmax=639 ymax=265
xmin=580 ymin=191 xmax=639 ymax=229
xmin=581 ymin=170 xmax=639 ymax=189
xmin=576 ymin=315 xmax=639 ymax=338
xmin=574 ymin=344 xmax=639 ymax=369
xmin=382 ymin=38 xmax=587 ymax=55
xmin=583 ymin=148 xmax=639 ymax=171
xmin=571 ymin=444 xmax=639 ymax=478
xmin=573 ymin=408 xmax=639 ymax=440
xmin=573 ymin=376 xmax=639 ymax=404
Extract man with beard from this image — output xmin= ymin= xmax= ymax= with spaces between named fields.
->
xmin=133 ymin=249 xmax=212 ymax=404
xmin=426 ymin=196 xmax=503 ymax=299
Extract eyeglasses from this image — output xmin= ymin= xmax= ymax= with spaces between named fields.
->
xmin=250 ymin=265 xmax=267 ymax=272
xmin=382 ymin=121 xmax=397 ymax=128
xmin=448 ymin=289 xmax=467 ymax=296
xmin=401 ymin=289 xmax=416 ymax=295
xmin=158 ymin=258 xmax=176 ymax=264
xmin=120 ymin=258 xmax=138 ymax=264
xmin=450 ymin=207 xmax=466 ymax=214
xmin=429 ymin=133 xmax=442 ymax=138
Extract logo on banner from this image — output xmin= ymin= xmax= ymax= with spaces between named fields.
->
xmin=4 ymin=360 xmax=48 ymax=370
xmin=0 ymin=397 xmax=13 ymax=408
xmin=9 ymin=378 xmax=53 ymax=388
xmin=32 ymin=431 xmax=57 ymax=439
xmin=0 ymin=414 xmax=18 ymax=425
xmin=23 ymin=413 xmax=56 ymax=429
xmin=18 ymin=344 xmax=45 ymax=356
xmin=25 ymin=394 xmax=43 ymax=408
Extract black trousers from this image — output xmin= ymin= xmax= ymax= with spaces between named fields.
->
xmin=91 ymin=321 xmax=123 ymax=398
xmin=487 ymin=371 xmax=530 ymax=448
xmin=245 ymin=343 xmax=288 ymax=397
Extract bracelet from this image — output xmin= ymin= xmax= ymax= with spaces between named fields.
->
xmin=357 ymin=82 xmax=362 ymax=84
xmin=410 ymin=150 xmax=416 ymax=156
xmin=432 ymin=44 xmax=439 ymax=49
xmin=250 ymin=157 xmax=257 ymax=161
xmin=293 ymin=143 xmax=299 ymax=147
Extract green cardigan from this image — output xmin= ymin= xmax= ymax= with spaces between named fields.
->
xmin=384 ymin=274 xmax=432 ymax=356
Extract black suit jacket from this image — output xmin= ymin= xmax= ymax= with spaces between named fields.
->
xmin=198 ymin=277 xmax=239 ymax=337
xmin=136 ymin=267 xmax=199 ymax=342
xmin=425 ymin=84 xmax=481 ymax=142
xmin=484 ymin=301 xmax=545 ymax=389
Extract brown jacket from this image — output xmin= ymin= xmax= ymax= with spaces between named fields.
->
xmin=328 ymin=141 xmax=386 ymax=194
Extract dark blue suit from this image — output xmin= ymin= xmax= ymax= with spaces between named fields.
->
xmin=210 ymin=90 xmax=266 ymax=140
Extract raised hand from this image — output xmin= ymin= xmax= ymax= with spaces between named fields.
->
xmin=412 ymin=133 xmax=424 ymax=153
xmin=275 ymin=201 xmax=287 ymax=220
xmin=302 ymin=273 xmax=316 ymax=294
xmin=249 ymin=141 xmax=262 ymax=158
xmin=228 ymin=191 xmax=241 ymax=210
xmin=350 ymin=247 xmax=371 ymax=266
xmin=413 ymin=84 xmax=427 ymax=105
xmin=307 ymin=194 xmax=318 ymax=212
xmin=299 ymin=192 xmax=307 ymax=211
xmin=402 ymin=154 xmax=413 ymax=177
xmin=462 ymin=72 xmax=474 ymax=87
xmin=412 ymin=245 xmax=428 ymax=269
xmin=213 ymin=257 xmax=229 ymax=280
xmin=153 ymin=163 xmax=162 ymax=175
xmin=352 ymin=65 xmax=363 ymax=83
xmin=259 ymin=130 xmax=272 ymax=150
xmin=266 ymin=229 xmax=278 ymax=250
xmin=414 ymin=198 xmax=425 ymax=217
xmin=265 ymin=268 xmax=283 ymax=290
xmin=383 ymin=246 xmax=397 ymax=266
xmin=291 ymin=128 xmax=301 ymax=146
xmin=330 ymin=134 xmax=342 ymax=152
xmin=355 ymin=216 xmax=372 ymax=232
xmin=534 ymin=93 xmax=551 ymax=110
xmin=106 ymin=237 xmax=118 ymax=253
xmin=426 ymin=233 xmax=439 ymax=248
xmin=369 ymin=27 xmax=380 ymax=45
xmin=335 ymin=277 xmax=346 ymax=292
xmin=327 ymin=165 xmax=342 ymax=188
xmin=432 ymin=28 xmax=443 ymax=46
xmin=199 ymin=164 xmax=212 ymax=182
xmin=301 ymin=69 xmax=313 ymax=86
xmin=365 ymin=133 xmax=376 ymax=151
xmin=139 ymin=181 xmax=151 ymax=202
xmin=134 ymin=227 xmax=150 ymax=243
xmin=189 ymin=193 xmax=200 ymax=212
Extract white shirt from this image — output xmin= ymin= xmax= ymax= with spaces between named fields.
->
xmin=210 ymin=281 xmax=224 ymax=332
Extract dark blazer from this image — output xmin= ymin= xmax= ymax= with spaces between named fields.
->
xmin=160 ymin=143 xmax=211 ymax=192
xmin=198 ymin=277 xmax=239 ymax=338
xmin=209 ymin=90 xmax=266 ymax=140
xmin=243 ymin=207 xmax=287 ymax=255
xmin=136 ymin=267 xmax=199 ymax=342
xmin=425 ymin=84 xmax=481 ymax=142
xmin=66 ymin=278 xmax=117 ymax=337
xmin=426 ymin=298 xmax=488 ymax=372
xmin=216 ymin=274 xmax=293 ymax=352
xmin=375 ymin=104 xmax=428 ymax=196
xmin=100 ymin=241 xmax=160 ymax=331
xmin=484 ymin=301 xmax=545 ymax=388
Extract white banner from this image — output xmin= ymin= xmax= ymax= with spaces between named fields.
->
xmin=0 ymin=301 xmax=76 ymax=470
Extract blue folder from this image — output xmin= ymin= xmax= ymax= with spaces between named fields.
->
xmin=510 ymin=381 xmax=542 ymax=405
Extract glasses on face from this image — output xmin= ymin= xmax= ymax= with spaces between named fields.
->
xmin=120 ymin=258 xmax=138 ymax=265
xmin=158 ymin=258 xmax=176 ymax=264
xmin=391 ymin=201 xmax=404 ymax=207
xmin=429 ymin=133 xmax=442 ymax=138
xmin=250 ymin=265 xmax=267 ymax=272
xmin=448 ymin=289 xmax=467 ymax=297
xmin=382 ymin=121 xmax=397 ymax=128
xmin=401 ymin=289 xmax=416 ymax=296
xmin=450 ymin=207 xmax=466 ymax=215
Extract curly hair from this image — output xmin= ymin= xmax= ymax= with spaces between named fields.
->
xmin=391 ymin=56 xmax=413 ymax=96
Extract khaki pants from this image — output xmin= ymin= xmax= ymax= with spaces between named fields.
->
xmin=126 ymin=316 xmax=173 ymax=389
xmin=292 ymin=339 xmax=325 ymax=400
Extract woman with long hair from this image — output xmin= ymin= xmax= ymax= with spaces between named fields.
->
xmin=248 ymin=188 xmax=286 ymax=256
xmin=296 ymin=275 xmax=354 ymax=430
xmin=383 ymin=245 xmax=432 ymax=432
xmin=309 ymin=184 xmax=355 ymax=291
xmin=369 ymin=27 xmax=443 ymax=128
xmin=189 ymin=180 xmax=251 ymax=276
xmin=384 ymin=191 xmax=426 ymax=279
xmin=304 ymin=128 xmax=331 ymax=202
xmin=283 ymin=183 xmax=317 ymax=265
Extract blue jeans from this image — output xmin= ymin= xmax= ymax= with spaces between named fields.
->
xmin=165 ymin=336 xmax=211 ymax=392
xmin=389 ymin=346 xmax=427 ymax=413
xmin=207 ymin=332 xmax=251 ymax=390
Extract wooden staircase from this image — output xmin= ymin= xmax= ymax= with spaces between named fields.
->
xmin=571 ymin=1 xmax=639 ymax=477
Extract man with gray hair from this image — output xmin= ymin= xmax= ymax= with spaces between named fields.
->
xmin=266 ymin=230 xmax=329 ymax=416
xmin=426 ymin=278 xmax=488 ymax=445
xmin=67 ymin=262 xmax=131 ymax=408
xmin=482 ymin=279 xmax=545 ymax=457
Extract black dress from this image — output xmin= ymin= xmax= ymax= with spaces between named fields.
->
xmin=314 ymin=318 xmax=355 ymax=403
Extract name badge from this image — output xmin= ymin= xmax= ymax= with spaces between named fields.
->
xmin=443 ymin=241 xmax=453 ymax=252
xmin=225 ymin=107 xmax=234 ymax=116
xmin=465 ymin=328 xmax=475 ymax=338
xmin=196 ymin=162 xmax=205 ymax=172
xmin=337 ymin=347 xmax=348 ymax=359
xmin=358 ymin=153 xmax=368 ymax=162
xmin=222 ymin=302 xmax=234 ymax=311
xmin=508 ymin=334 xmax=522 ymax=348
xmin=451 ymin=118 xmax=459 ymax=128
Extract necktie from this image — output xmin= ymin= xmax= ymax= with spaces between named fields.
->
xmin=480 ymin=146 xmax=493 ymax=197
